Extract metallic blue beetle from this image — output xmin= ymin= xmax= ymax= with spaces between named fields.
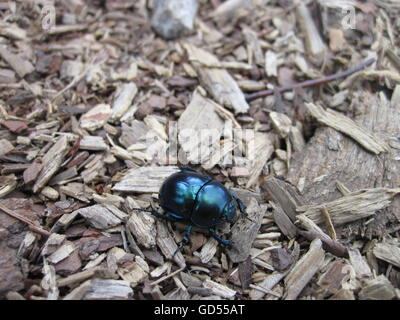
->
xmin=134 ymin=168 xmax=247 ymax=251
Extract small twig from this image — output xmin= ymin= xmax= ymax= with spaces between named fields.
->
xmin=0 ymin=203 xmax=51 ymax=237
xmin=150 ymin=267 xmax=185 ymax=286
xmin=245 ymin=58 xmax=375 ymax=102
xmin=320 ymin=206 xmax=337 ymax=241
xmin=57 ymin=267 xmax=103 ymax=287
xmin=298 ymin=230 xmax=348 ymax=258
xmin=249 ymin=284 xmax=282 ymax=298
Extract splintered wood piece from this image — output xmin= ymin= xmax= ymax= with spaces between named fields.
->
xmin=63 ymin=280 xmax=92 ymax=300
xmin=17 ymin=231 xmax=37 ymax=258
xmin=33 ymin=136 xmax=69 ymax=193
xmin=249 ymin=272 xmax=287 ymax=300
xmin=42 ymin=233 xmax=66 ymax=256
xmin=296 ymin=3 xmax=327 ymax=65
xmin=74 ymin=204 xmax=127 ymax=230
xmin=305 ymin=102 xmax=388 ymax=154
xmin=110 ymin=83 xmax=138 ymax=122
xmin=227 ymin=197 xmax=263 ymax=263
xmin=0 ymin=45 xmax=35 ymax=77
xmin=183 ymin=43 xmax=249 ymax=114
xmin=41 ymin=259 xmax=59 ymax=300
xmin=177 ymin=88 xmax=224 ymax=165
xmin=203 ymin=279 xmax=236 ymax=299
xmin=59 ymin=182 xmax=93 ymax=202
xmin=83 ymin=279 xmax=133 ymax=300
xmin=117 ymin=260 xmax=148 ymax=287
xmin=156 ymin=220 xmax=186 ymax=268
xmin=210 ymin=0 xmax=251 ymax=19
xmin=245 ymin=132 xmax=274 ymax=188
xmin=265 ymin=50 xmax=278 ymax=77
xmin=358 ymin=275 xmax=396 ymax=300
xmin=284 ymin=239 xmax=325 ymax=300
xmin=47 ymin=241 xmax=76 ymax=264
xmin=263 ymin=177 xmax=303 ymax=222
xmin=317 ymin=260 xmax=351 ymax=297
xmin=0 ymin=174 xmax=17 ymax=198
xmin=348 ymin=248 xmax=372 ymax=279
xmin=373 ymin=241 xmax=400 ymax=268
xmin=79 ymin=136 xmax=109 ymax=151
xmin=297 ymin=188 xmax=400 ymax=226
xmin=0 ymin=139 xmax=14 ymax=156
xmin=113 ymin=166 xmax=179 ymax=193
xmin=242 ymin=26 xmax=264 ymax=66
xmin=80 ymin=103 xmax=111 ymax=131
xmin=199 ymin=238 xmax=218 ymax=264
xmin=271 ymin=201 xmax=298 ymax=239
xmin=126 ymin=210 xmax=157 ymax=249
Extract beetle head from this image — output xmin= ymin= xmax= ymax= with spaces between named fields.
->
xmin=222 ymin=199 xmax=237 ymax=223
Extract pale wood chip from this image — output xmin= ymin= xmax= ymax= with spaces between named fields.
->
xmin=113 ymin=166 xmax=179 ymax=193
xmin=297 ymin=188 xmax=400 ymax=226
xmin=33 ymin=136 xmax=69 ymax=193
xmin=305 ymin=102 xmax=388 ymax=154
xmin=183 ymin=43 xmax=249 ymax=114
xmin=373 ymin=241 xmax=400 ymax=268
xmin=284 ymin=239 xmax=325 ymax=300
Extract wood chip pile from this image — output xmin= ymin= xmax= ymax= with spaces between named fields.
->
xmin=0 ymin=0 xmax=400 ymax=300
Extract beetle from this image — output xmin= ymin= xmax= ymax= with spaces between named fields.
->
xmin=133 ymin=167 xmax=248 ymax=252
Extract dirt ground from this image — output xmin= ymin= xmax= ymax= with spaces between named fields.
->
xmin=0 ymin=0 xmax=400 ymax=300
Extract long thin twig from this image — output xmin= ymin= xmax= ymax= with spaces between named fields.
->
xmin=245 ymin=58 xmax=375 ymax=102
xmin=0 ymin=203 xmax=51 ymax=237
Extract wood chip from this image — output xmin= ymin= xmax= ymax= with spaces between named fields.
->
xmin=245 ymin=132 xmax=274 ymax=188
xmin=47 ymin=242 xmax=76 ymax=264
xmin=156 ymin=220 xmax=186 ymax=268
xmin=33 ymin=136 xmax=69 ymax=193
xmin=126 ymin=209 xmax=156 ymax=249
xmin=284 ymin=238 xmax=325 ymax=300
xmin=227 ymin=197 xmax=263 ymax=263
xmin=296 ymin=3 xmax=327 ymax=65
xmin=110 ymin=83 xmax=138 ymax=122
xmin=203 ymin=279 xmax=236 ymax=299
xmin=0 ymin=45 xmax=34 ymax=77
xmin=80 ymin=103 xmax=111 ymax=131
xmin=297 ymin=188 xmax=400 ymax=226
xmin=177 ymin=89 xmax=224 ymax=165
xmin=0 ymin=139 xmax=14 ymax=156
xmin=348 ymin=248 xmax=372 ymax=279
xmin=113 ymin=166 xmax=179 ymax=193
xmin=305 ymin=102 xmax=388 ymax=154
xmin=74 ymin=204 xmax=127 ymax=230
xmin=79 ymin=136 xmax=109 ymax=151
xmin=358 ymin=275 xmax=396 ymax=300
xmin=183 ymin=43 xmax=249 ymax=114
xmin=83 ymin=279 xmax=133 ymax=300
xmin=373 ymin=241 xmax=400 ymax=268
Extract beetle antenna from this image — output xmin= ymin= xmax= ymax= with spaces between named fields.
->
xmin=131 ymin=207 xmax=154 ymax=213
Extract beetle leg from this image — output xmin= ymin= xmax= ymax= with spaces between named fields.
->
xmin=208 ymin=228 xmax=231 ymax=246
xmin=232 ymin=194 xmax=247 ymax=214
xmin=173 ymin=225 xmax=193 ymax=256
xmin=231 ymin=195 xmax=256 ymax=223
